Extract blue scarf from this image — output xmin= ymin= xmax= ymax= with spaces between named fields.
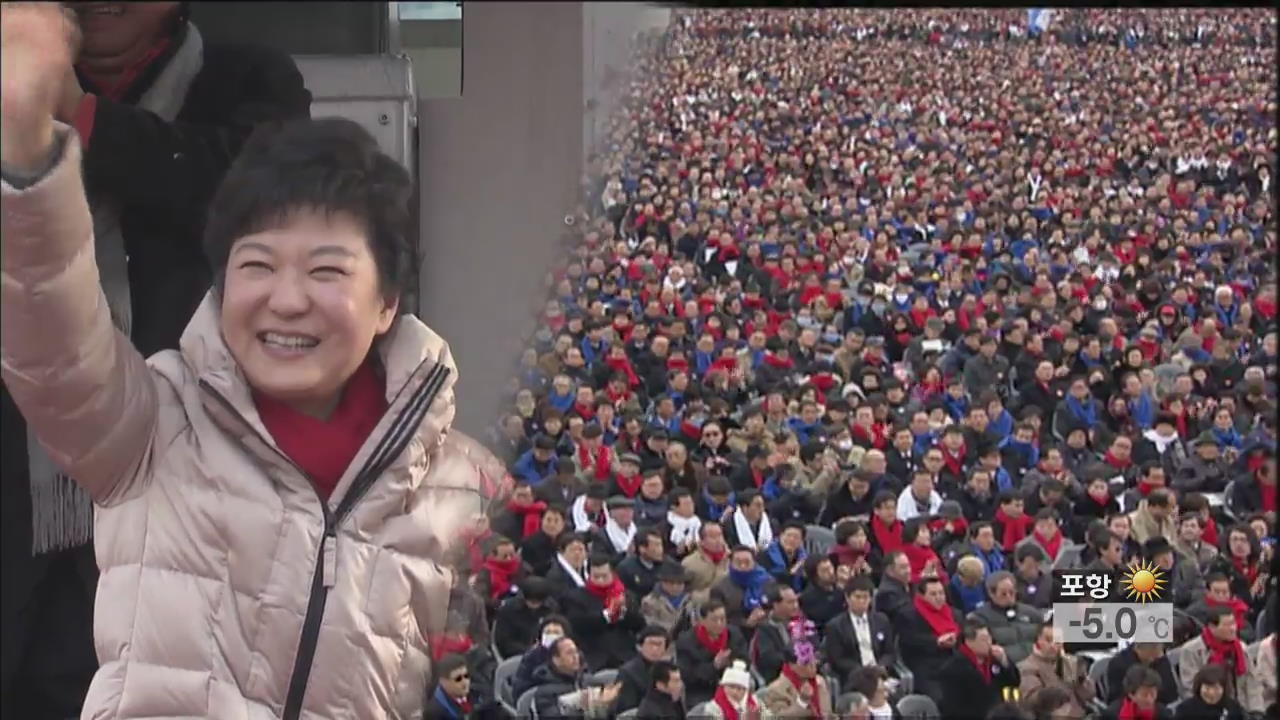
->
xmin=729 ymin=565 xmax=771 ymax=613
xmin=1064 ymin=394 xmax=1098 ymax=428
xmin=787 ymin=417 xmax=821 ymax=445
xmin=1212 ymin=425 xmax=1242 ymax=449
xmin=432 ymin=687 xmax=466 ymax=720
xmin=987 ymin=409 xmax=1014 ymax=441
xmin=912 ymin=431 xmax=937 ymax=456
xmin=694 ymin=349 xmax=715 ymax=377
xmin=1077 ymin=350 xmax=1104 ymax=370
xmin=547 ymin=389 xmax=575 ymax=413
xmin=999 ymin=437 xmax=1040 ymax=469
xmin=943 ymin=393 xmax=970 ymax=421
xmin=949 ymin=574 xmax=986 ymax=613
xmin=761 ymin=474 xmax=785 ymax=502
xmin=992 ymin=466 xmax=1013 ymax=493
xmin=971 ymin=545 xmax=1006 ymax=576
xmin=764 ymin=541 xmax=807 ymax=591
xmin=1214 ymin=302 xmax=1239 ymax=328
xmin=701 ymin=488 xmax=736 ymax=522
xmin=663 ymin=590 xmax=687 ymax=610
xmin=1129 ymin=391 xmax=1155 ymax=429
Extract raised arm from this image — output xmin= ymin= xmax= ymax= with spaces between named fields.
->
xmin=1 ymin=4 xmax=157 ymax=505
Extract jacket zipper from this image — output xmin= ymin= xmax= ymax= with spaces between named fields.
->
xmin=198 ymin=361 xmax=451 ymax=719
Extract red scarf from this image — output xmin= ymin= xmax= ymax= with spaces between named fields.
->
xmin=482 ymin=557 xmax=520 ymax=601
xmin=781 ymin=664 xmax=822 ymax=716
xmin=614 ymin=472 xmax=644 ymax=498
xmin=1231 ymin=556 xmax=1259 ymax=586
xmin=506 ymin=500 xmax=547 ymax=539
xmin=1118 ymin=698 xmax=1155 ymax=720
xmin=701 ymin=546 xmax=728 ymax=566
xmin=762 ymin=352 xmax=794 ymax=370
xmin=695 ymin=623 xmax=728 ymax=656
xmin=429 ymin=632 xmax=474 ymax=663
xmin=1103 ymin=451 xmax=1132 ymax=470
xmin=572 ymin=401 xmax=595 ymax=421
xmin=1201 ymin=515 xmax=1219 ymax=546
xmin=712 ymin=685 xmax=758 ymax=720
xmin=911 ymin=595 xmax=958 ymax=638
xmin=958 ymin=643 xmax=992 ymax=684
xmin=994 ymin=508 xmax=1034 ymax=551
xmin=1034 ymin=528 xmax=1062 ymax=560
xmin=871 ymin=515 xmax=904 ymax=554
xmin=1136 ymin=479 xmax=1160 ymax=497
xmin=1205 ymin=594 xmax=1250 ymax=632
xmin=254 ymin=357 xmax=388 ymax=502
xmin=903 ymin=543 xmax=943 ymax=583
xmin=830 ymin=544 xmax=868 ymax=569
xmin=852 ymin=422 xmax=887 ymax=450
xmin=1261 ymin=476 xmax=1278 ymax=513
xmin=577 ymin=443 xmax=612 ymax=481
xmin=1201 ymin=626 xmax=1247 ymax=676
xmin=585 ymin=577 xmax=626 ymax=621
xmin=605 ymin=355 xmax=640 ymax=388
xmin=750 ymin=467 xmax=765 ymax=489
xmin=79 ymin=36 xmax=175 ymax=103
xmin=941 ymin=444 xmax=967 ymax=477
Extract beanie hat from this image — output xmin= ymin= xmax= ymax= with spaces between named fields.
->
xmin=720 ymin=660 xmax=752 ymax=689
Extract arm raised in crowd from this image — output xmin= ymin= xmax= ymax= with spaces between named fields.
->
xmin=1 ymin=4 xmax=160 ymax=505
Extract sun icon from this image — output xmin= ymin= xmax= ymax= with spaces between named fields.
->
xmin=1121 ymin=561 xmax=1167 ymax=603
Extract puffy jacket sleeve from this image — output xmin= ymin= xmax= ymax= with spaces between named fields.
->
xmin=1 ymin=127 xmax=157 ymax=505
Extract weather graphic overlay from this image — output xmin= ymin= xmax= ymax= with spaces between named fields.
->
xmin=1119 ymin=560 xmax=1167 ymax=604
xmin=1051 ymin=566 xmax=1173 ymax=644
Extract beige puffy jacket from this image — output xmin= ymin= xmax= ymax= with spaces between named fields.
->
xmin=1 ymin=130 xmax=508 ymax=719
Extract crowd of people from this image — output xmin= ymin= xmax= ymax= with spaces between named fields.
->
xmin=447 ymin=7 xmax=1278 ymax=720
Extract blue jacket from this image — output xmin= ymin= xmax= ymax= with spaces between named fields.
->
xmin=512 ymin=450 xmax=556 ymax=485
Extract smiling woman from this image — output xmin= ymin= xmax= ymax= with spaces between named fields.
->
xmin=0 ymin=6 xmax=507 ymax=715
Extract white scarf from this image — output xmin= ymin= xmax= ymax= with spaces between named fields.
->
xmin=556 ymin=554 xmax=586 ymax=588
xmin=605 ymin=517 xmax=636 ymax=554
xmin=27 ymin=24 xmax=205 ymax=556
xmin=571 ymin=495 xmax=599 ymax=533
xmin=1142 ymin=428 xmax=1178 ymax=454
xmin=732 ymin=508 xmax=774 ymax=551
xmin=667 ymin=511 xmax=703 ymax=547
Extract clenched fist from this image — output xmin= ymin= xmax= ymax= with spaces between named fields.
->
xmin=1 ymin=2 xmax=80 ymax=171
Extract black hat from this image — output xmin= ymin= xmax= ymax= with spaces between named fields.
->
xmin=619 ymin=453 xmax=642 ymax=466
xmin=520 ymin=577 xmax=553 ymax=600
xmin=586 ymin=484 xmax=609 ymax=500
xmin=582 ymin=424 xmax=604 ymax=439
xmin=534 ymin=434 xmax=557 ymax=451
xmin=555 ymin=457 xmax=577 ymax=475
xmin=607 ymin=495 xmax=635 ymax=510
xmin=647 ymin=428 xmax=670 ymax=441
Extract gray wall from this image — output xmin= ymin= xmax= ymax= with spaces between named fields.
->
xmin=581 ymin=3 xmax=671 ymax=156
xmin=417 ymin=2 xmax=585 ymax=435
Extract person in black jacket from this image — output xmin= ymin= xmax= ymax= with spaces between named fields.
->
xmin=1 ymin=6 xmax=311 ymax=717
xmin=611 ymin=625 xmax=670 ymax=716
xmin=1103 ymin=643 xmax=1180 ymax=706
xmin=1174 ymin=664 xmax=1248 ymax=720
xmin=751 ymin=584 xmax=800 ymax=684
xmin=493 ymin=578 xmax=560 ymax=661
xmin=635 ymin=661 xmax=687 ymax=720
xmin=897 ymin=577 xmax=964 ymax=702
xmin=874 ymin=550 xmax=914 ymax=622
xmin=818 ymin=470 xmax=876 ymax=527
xmin=798 ymin=555 xmax=845 ymax=632
xmin=675 ymin=600 xmax=748 ymax=708
xmin=1099 ymin=664 xmax=1175 ymax=720
xmin=561 ymin=555 xmax=646 ymax=672
xmin=823 ymin=575 xmax=897 ymax=690
xmin=937 ymin=619 xmax=1021 ymax=718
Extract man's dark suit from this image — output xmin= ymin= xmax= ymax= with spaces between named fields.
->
xmin=822 ymin=610 xmax=897 ymax=687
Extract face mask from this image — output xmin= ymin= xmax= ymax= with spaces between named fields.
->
xmin=835 ymin=439 xmax=854 ymax=451
xmin=1093 ymin=299 xmax=1108 ymax=311
xmin=872 ymin=301 xmax=887 ymax=314
xmin=541 ymin=631 xmax=563 ymax=648
xmin=894 ymin=293 xmax=909 ymax=303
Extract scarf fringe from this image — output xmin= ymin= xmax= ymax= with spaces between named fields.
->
xmin=30 ymin=469 xmax=95 ymax=555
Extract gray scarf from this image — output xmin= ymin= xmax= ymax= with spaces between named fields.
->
xmin=27 ymin=26 xmax=205 ymax=556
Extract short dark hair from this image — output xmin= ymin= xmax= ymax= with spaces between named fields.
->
xmin=700 ymin=599 xmax=726 ymax=617
xmin=1205 ymin=605 xmax=1236 ymax=627
xmin=1122 ymin=664 xmax=1162 ymax=696
xmin=915 ymin=577 xmax=944 ymax=595
xmin=588 ymin=554 xmax=613 ymax=570
xmin=435 ymin=653 xmax=469 ymax=682
xmin=650 ymin=660 xmax=679 ymax=687
xmin=844 ymin=574 xmax=875 ymax=596
xmin=637 ymin=625 xmax=669 ymax=645
xmin=1191 ymin=664 xmax=1230 ymax=697
xmin=961 ymin=618 xmax=989 ymax=641
xmin=557 ymin=534 xmax=586 ymax=553
xmin=204 ymin=118 xmax=414 ymax=298
xmin=539 ymin=614 xmax=570 ymax=634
